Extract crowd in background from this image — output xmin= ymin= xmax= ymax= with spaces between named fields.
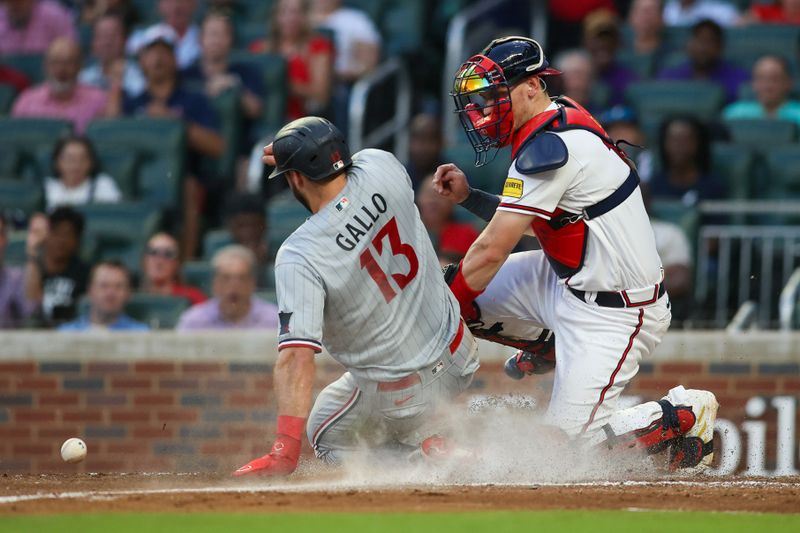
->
xmin=1 ymin=0 xmax=800 ymax=331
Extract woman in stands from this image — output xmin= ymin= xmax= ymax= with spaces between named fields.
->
xmin=248 ymin=0 xmax=332 ymax=120
xmin=649 ymin=116 xmax=726 ymax=206
xmin=44 ymin=136 xmax=122 ymax=211
xmin=139 ymin=232 xmax=206 ymax=305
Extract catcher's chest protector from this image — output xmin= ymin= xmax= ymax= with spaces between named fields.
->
xmin=511 ymin=97 xmax=639 ymax=279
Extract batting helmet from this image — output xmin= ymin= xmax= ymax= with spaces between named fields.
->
xmin=268 ymin=116 xmax=352 ymax=181
xmin=452 ymin=36 xmax=561 ymax=166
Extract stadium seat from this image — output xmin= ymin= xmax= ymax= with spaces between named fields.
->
xmin=380 ymin=0 xmax=425 ymax=56
xmin=182 ymin=260 xmax=214 ymax=294
xmin=724 ymin=118 xmax=797 ymax=151
xmin=0 ymin=179 xmax=43 ymax=216
xmin=0 ymin=118 xmax=72 ymax=180
xmin=86 ymin=118 xmax=186 ymax=209
xmin=0 ymin=84 xmax=16 ymax=115
xmin=210 ymin=86 xmax=242 ymax=180
xmin=76 ymin=202 xmax=162 ymax=273
xmin=129 ymin=0 xmax=160 ymax=25
xmin=626 ymin=81 xmax=726 ymax=124
xmin=266 ymin=191 xmax=310 ymax=255
xmin=617 ymin=50 xmax=656 ymax=79
xmin=711 ymin=142 xmax=755 ymax=200
xmin=650 ymin=200 xmax=699 ymax=253
xmin=0 ymin=54 xmax=44 ymax=83
xmin=94 ymin=145 xmax=139 ymax=199
xmin=256 ymin=289 xmax=277 ymax=305
xmin=765 ymin=145 xmax=800 ymax=199
xmin=3 ymin=231 xmax=26 ymax=266
xmin=229 ymin=52 xmax=288 ymax=135
xmin=125 ymin=293 xmax=191 ymax=329
xmin=202 ymin=229 xmax=234 ymax=260
xmin=442 ymin=144 xmax=512 ymax=194
xmin=725 ymin=25 xmax=800 ymax=62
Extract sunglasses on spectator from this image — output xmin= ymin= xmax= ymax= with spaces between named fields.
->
xmin=146 ymin=247 xmax=178 ymax=260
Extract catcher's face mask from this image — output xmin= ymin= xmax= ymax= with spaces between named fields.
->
xmin=452 ymin=55 xmax=514 ymax=166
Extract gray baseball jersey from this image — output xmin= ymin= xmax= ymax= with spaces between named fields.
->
xmin=275 ymin=148 xmax=461 ymax=382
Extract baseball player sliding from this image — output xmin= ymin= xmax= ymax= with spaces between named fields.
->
xmin=436 ymin=36 xmax=718 ymax=469
xmin=234 ymin=117 xmax=479 ymax=476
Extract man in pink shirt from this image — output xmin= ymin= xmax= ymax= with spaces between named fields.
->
xmin=0 ymin=0 xmax=76 ymax=54
xmin=11 ymin=37 xmax=107 ymax=133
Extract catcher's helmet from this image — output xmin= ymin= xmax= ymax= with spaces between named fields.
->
xmin=451 ymin=36 xmax=561 ymax=166
xmin=268 ymin=116 xmax=352 ymax=181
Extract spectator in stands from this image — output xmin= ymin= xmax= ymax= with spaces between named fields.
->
xmin=0 ymin=213 xmax=36 ymax=328
xmin=599 ymin=105 xmax=653 ymax=181
xmin=663 ymin=0 xmax=740 ymax=27
xmin=184 ymin=11 xmax=263 ymax=150
xmin=746 ymin=0 xmax=800 ymax=24
xmin=723 ymin=55 xmax=800 ymax=127
xmin=59 ymin=260 xmax=149 ymax=331
xmin=406 ymin=113 xmax=443 ymax=190
xmin=650 ymin=115 xmax=725 ymax=205
xmin=628 ymin=0 xmax=667 ymax=60
xmin=222 ymin=193 xmax=270 ymax=287
xmin=250 ymin=0 xmax=332 ymax=121
xmin=24 ymin=208 xmax=89 ymax=326
xmin=11 ymin=37 xmax=108 ymax=133
xmin=108 ymin=24 xmax=224 ymax=258
xmin=0 ymin=0 xmax=77 ymax=54
xmin=140 ymin=232 xmax=207 ymax=305
xmin=127 ymin=0 xmax=201 ymax=70
xmin=641 ymin=184 xmax=693 ymax=319
xmin=658 ymin=19 xmax=749 ymax=103
xmin=79 ymin=11 xmax=146 ymax=96
xmin=311 ymin=0 xmax=380 ymax=129
xmin=80 ymin=0 xmax=139 ymax=29
xmin=44 ymin=135 xmax=122 ymax=211
xmin=176 ymin=245 xmax=279 ymax=330
xmin=582 ymin=9 xmax=638 ymax=106
xmin=553 ymin=49 xmax=606 ymax=114
xmin=547 ymin=0 xmax=617 ymax=53
xmin=417 ymin=177 xmax=479 ymax=266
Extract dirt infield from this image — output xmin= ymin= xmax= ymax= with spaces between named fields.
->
xmin=2 ymin=473 xmax=799 ymax=515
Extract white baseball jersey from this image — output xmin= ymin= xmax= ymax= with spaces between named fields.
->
xmin=496 ymin=102 xmax=663 ymax=293
xmin=274 ymin=149 xmax=461 ymax=382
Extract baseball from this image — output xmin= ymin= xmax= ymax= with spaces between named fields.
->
xmin=60 ymin=437 xmax=87 ymax=464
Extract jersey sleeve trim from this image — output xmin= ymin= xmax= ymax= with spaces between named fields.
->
xmin=497 ymin=202 xmax=554 ymax=220
xmin=278 ymin=338 xmax=323 ymax=353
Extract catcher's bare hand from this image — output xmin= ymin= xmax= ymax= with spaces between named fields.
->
xmin=433 ymin=163 xmax=470 ymax=203
xmin=262 ymin=142 xmax=277 ymax=167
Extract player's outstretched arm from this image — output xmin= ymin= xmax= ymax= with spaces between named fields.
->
xmin=233 ymin=347 xmax=316 ymax=477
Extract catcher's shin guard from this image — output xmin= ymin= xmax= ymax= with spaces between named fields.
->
xmin=602 ymin=400 xmax=696 ymax=454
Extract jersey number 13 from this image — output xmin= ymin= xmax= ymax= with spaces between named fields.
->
xmin=359 ymin=217 xmax=419 ymax=303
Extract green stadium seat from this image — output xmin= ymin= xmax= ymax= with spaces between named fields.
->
xmin=724 ymin=118 xmax=797 ymax=151
xmin=380 ymin=0 xmax=425 ymax=56
xmin=76 ymin=202 xmax=162 ymax=273
xmin=626 ymin=81 xmax=726 ymax=124
xmin=86 ymin=118 xmax=186 ymax=209
xmin=125 ymin=293 xmax=191 ymax=329
xmin=3 ymin=231 xmax=27 ymax=266
xmin=617 ymin=50 xmax=656 ymax=79
xmin=202 ymin=229 xmax=234 ymax=260
xmin=0 ymin=54 xmax=44 ymax=83
xmin=0 ymin=84 xmax=17 ymax=115
xmin=0 ymin=179 xmax=43 ymax=216
xmin=442 ymin=144 xmax=512 ymax=194
xmin=229 ymin=52 xmax=288 ymax=135
xmin=725 ymin=25 xmax=800 ymax=62
xmin=765 ymin=145 xmax=800 ymax=199
xmin=711 ymin=142 xmax=755 ymax=200
xmin=182 ymin=260 xmax=214 ymax=294
xmin=210 ymin=87 xmax=242 ymax=179
xmin=0 ymin=118 xmax=72 ymax=180
xmin=266 ymin=191 xmax=310 ymax=254
xmin=650 ymin=200 xmax=699 ymax=252
xmin=256 ymin=289 xmax=277 ymax=305
xmin=344 ymin=0 xmax=384 ymax=23
xmin=94 ymin=146 xmax=139 ymax=199
xmin=129 ymin=0 xmax=160 ymax=25
xmin=235 ymin=21 xmax=267 ymax=50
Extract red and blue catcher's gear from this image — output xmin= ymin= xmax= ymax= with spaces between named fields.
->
xmin=233 ymin=415 xmax=305 ymax=477
xmin=507 ymin=96 xmax=641 ymax=279
xmin=451 ymin=36 xmax=561 ymax=166
xmin=503 ymin=330 xmax=556 ymax=379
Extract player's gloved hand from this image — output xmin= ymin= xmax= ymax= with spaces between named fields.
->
xmin=503 ymin=330 xmax=556 ymax=379
xmin=233 ymin=415 xmax=305 ymax=477
xmin=442 ymin=262 xmax=483 ymax=322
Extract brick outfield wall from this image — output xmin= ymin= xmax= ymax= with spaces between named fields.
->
xmin=1 ymin=357 xmax=799 ymax=474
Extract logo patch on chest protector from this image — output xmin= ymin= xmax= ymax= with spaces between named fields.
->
xmin=502 ymin=178 xmax=524 ymax=198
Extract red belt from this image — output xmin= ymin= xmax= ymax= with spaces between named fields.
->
xmin=377 ymin=321 xmax=465 ymax=392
